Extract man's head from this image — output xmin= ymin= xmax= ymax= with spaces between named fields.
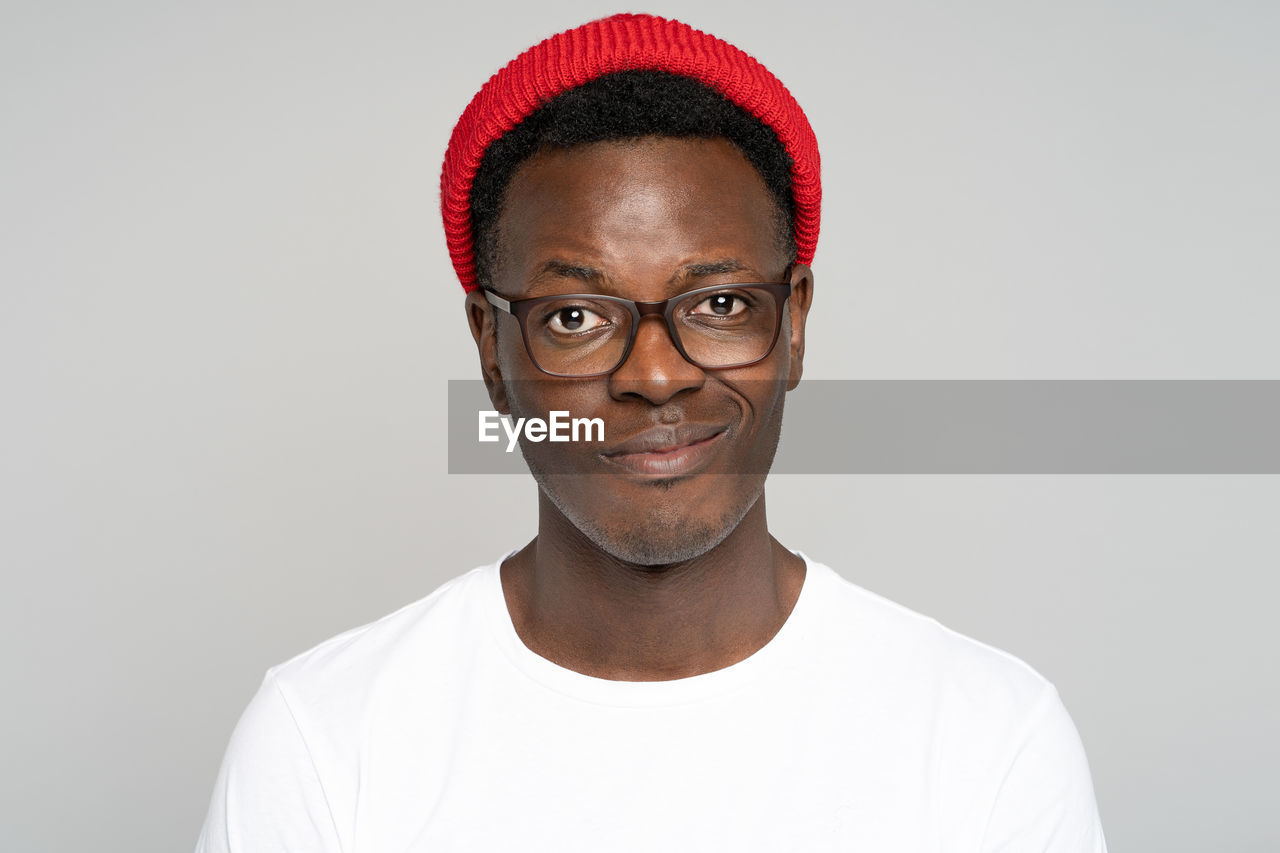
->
xmin=444 ymin=14 xmax=820 ymax=566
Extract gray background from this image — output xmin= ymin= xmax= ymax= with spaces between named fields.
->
xmin=2 ymin=1 xmax=1276 ymax=851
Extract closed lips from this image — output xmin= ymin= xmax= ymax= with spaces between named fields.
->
xmin=601 ymin=425 xmax=727 ymax=457
xmin=599 ymin=427 xmax=728 ymax=478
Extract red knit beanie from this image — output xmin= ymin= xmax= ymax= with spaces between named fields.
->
xmin=440 ymin=13 xmax=821 ymax=292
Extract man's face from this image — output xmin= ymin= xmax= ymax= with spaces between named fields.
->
xmin=466 ymin=136 xmax=813 ymax=565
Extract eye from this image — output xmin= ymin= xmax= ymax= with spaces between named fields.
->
xmin=691 ymin=292 xmax=748 ymax=317
xmin=545 ymin=305 xmax=609 ymax=334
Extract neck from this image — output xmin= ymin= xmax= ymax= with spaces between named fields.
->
xmin=500 ymin=489 xmax=806 ymax=681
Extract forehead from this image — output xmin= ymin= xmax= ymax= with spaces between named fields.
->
xmin=494 ymin=137 xmax=783 ymax=294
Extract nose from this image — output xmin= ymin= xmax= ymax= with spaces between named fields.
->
xmin=607 ymin=314 xmax=706 ymax=405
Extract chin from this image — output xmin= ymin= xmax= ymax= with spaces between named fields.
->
xmin=533 ymin=470 xmax=768 ymax=567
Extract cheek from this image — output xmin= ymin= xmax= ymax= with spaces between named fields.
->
xmin=494 ymin=321 xmax=532 ymax=380
xmin=721 ymin=357 xmax=793 ymax=439
xmin=504 ymin=377 xmax=605 ymax=429
xmin=743 ymin=385 xmax=787 ymax=446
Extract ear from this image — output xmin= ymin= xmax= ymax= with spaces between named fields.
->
xmin=784 ymin=263 xmax=814 ymax=391
xmin=464 ymin=289 xmax=510 ymax=414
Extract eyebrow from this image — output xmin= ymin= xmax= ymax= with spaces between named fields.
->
xmin=528 ymin=257 xmax=756 ymax=292
xmin=676 ymin=259 xmax=752 ymax=279
xmin=533 ymin=260 xmax=605 ymax=284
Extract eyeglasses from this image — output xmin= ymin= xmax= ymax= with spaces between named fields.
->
xmin=482 ymin=278 xmax=794 ymax=378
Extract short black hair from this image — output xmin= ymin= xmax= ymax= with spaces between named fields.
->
xmin=469 ymin=70 xmax=796 ymax=289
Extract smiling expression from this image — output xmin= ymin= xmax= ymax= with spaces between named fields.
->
xmin=466 ymin=136 xmax=813 ymax=565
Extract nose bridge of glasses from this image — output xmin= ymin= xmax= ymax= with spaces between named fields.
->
xmin=634 ymin=299 xmax=669 ymax=318
xmin=631 ymin=297 xmax=686 ymax=354
xmin=630 ymin=307 xmax=683 ymax=351
xmin=616 ymin=303 xmax=700 ymax=376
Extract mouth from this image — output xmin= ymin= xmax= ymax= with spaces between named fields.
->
xmin=599 ymin=427 xmax=727 ymax=479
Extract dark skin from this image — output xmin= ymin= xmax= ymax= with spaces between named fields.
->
xmin=465 ymin=136 xmax=814 ymax=681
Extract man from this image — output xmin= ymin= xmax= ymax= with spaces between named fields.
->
xmin=198 ymin=13 xmax=1107 ymax=851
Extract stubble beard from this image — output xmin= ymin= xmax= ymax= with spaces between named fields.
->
xmin=530 ymin=469 xmax=771 ymax=567
xmin=521 ymin=408 xmax=785 ymax=567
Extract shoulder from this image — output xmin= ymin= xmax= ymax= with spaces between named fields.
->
xmin=799 ymin=551 xmax=1052 ymax=707
xmin=797 ymin=552 xmax=1106 ymax=849
xmin=265 ymin=560 xmax=496 ymax=714
xmin=197 ymin=560 xmax=503 ymax=851
xmin=797 ymin=552 xmax=1060 ymax=772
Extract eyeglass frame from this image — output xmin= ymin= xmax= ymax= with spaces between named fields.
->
xmin=480 ymin=273 xmax=796 ymax=378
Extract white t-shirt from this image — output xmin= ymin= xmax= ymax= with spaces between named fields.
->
xmin=197 ymin=551 xmax=1107 ymax=852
